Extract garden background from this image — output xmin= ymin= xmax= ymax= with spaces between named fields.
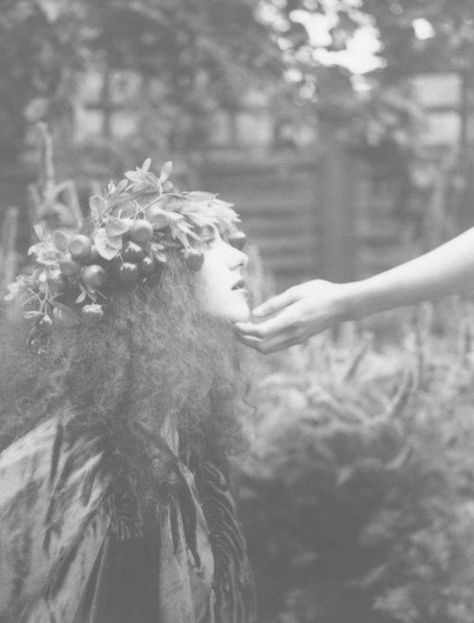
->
xmin=2 ymin=1 xmax=474 ymax=621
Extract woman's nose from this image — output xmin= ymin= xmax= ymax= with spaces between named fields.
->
xmin=233 ymin=247 xmax=248 ymax=269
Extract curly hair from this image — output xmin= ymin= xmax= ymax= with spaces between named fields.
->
xmin=0 ymin=247 xmax=247 ymax=515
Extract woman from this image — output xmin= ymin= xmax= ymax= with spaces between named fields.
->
xmin=0 ymin=159 xmax=254 ymax=622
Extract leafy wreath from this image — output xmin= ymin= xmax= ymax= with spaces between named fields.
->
xmin=5 ymin=159 xmax=246 ymax=334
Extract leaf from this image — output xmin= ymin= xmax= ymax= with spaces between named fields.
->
xmin=150 ymin=243 xmax=168 ymax=263
xmin=52 ymin=230 xmax=70 ymax=253
xmin=23 ymin=311 xmax=44 ymax=320
xmin=53 ymin=307 xmax=81 ymax=327
xmin=4 ymin=278 xmax=30 ymax=302
xmin=170 ymin=227 xmax=190 ymax=249
xmin=117 ymin=179 xmax=129 ymax=193
xmin=159 ymin=161 xmax=173 ymax=183
xmin=153 ymin=251 xmax=168 ymax=264
xmin=89 ymin=195 xmax=108 ymax=220
xmin=186 ymin=191 xmax=215 ymax=202
xmin=165 ymin=211 xmax=182 ymax=222
xmin=108 ymin=235 xmax=123 ymax=250
xmin=142 ymin=157 xmax=152 ymax=172
xmin=94 ymin=229 xmax=122 ymax=260
xmin=33 ymin=222 xmax=48 ymax=242
xmin=75 ymin=287 xmax=88 ymax=304
xmin=124 ymin=171 xmax=142 ymax=183
xmin=105 ymin=216 xmax=130 ymax=238
xmin=146 ymin=205 xmax=170 ymax=229
xmin=29 ymin=241 xmax=61 ymax=266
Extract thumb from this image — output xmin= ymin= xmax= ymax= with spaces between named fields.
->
xmin=252 ymin=288 xmax=299 ymax=318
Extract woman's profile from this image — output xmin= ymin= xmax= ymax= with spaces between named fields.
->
xmin=0 ymin=158 xmax=254 ymax=622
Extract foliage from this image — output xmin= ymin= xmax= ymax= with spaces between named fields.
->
xmin=265 ymin=0 xmax=474 ymax=81
xmin=0 ymin=0 xmax=83 ymax=163
xmin=6 ymin=130 xmax=242 ymax=336
xmin=0 ymin=0 xmax=284 ymax=165
xmin=237 ymin=301 xmax=474 ymax=623
xmin=263 ymin=1 xmax=474 ymax=233
xmin=356 ymin=0 xmax=474 ymax=80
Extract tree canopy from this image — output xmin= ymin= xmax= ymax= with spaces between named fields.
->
xmin=0 ymin=0 xmax=284 ymax=163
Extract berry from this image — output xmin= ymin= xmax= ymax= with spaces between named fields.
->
xmin=82 ymin=244 xmax=101 ymax=266
xmin=81 ymin=304 xmax=104 ymax=326
xmin=122 ymin=241 xmax=144 ymax=263
xmin=59 ymin=255 xmax=82 ymax=277
xmin=109 ymin=254 xmax=123 ymax=272
xmin=82 ymin=264 xmax=107 ymax=290
xmin=47 ymin=269 xmax=67 ymax=292
xmin=228 ymin=231 xmax=247 ymax=250
xmin=130 ymin=220 xmax=153 ymax=244
xmin=118 ymin=262 xmax=139 ymax=285
xmin=138 ymin=255 xmax=157 ymax=277
xmin=69 ymin=234 xmax=92 ymax=261
xmin=53 ymin=308 xmax=75 ymax=327
xmin=185 ymin=249 xmax=204 ymax=271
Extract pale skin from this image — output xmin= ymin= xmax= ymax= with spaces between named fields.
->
xmin=196 ymin=229 xmax=250 ymax=323
xmin=235 ymin=227 xmax=474 ymax=353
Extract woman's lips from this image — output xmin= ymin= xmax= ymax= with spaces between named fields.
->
xmin=231 ymin=278 xmax=246 ymax=290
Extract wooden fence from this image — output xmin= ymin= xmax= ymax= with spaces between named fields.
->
xmin=0 ymin=140 xmax=440 ymax=296
xmin=198 ymin=142 xmax=422 ymax=294
xmin=199 ymin=154 xmax=323 ymax=292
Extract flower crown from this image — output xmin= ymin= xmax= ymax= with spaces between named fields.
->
xmin=5 ymin=159 xmax=246 ymax=333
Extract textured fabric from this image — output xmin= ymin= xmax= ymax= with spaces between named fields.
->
xmin=196 ymin=462 xmax=256 ymax=623
xmin=0 ymin=413 xmax=254 ymax=623
xmin=0 ymin=415 xmax=112 ymax=622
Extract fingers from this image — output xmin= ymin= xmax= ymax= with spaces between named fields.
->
xmin=236 ymin=330 xmax=300 ymax=354
xmin=235 ymin=306 xmax=299 ymax=339
xmin=252 ymin=287 xmax=300 ymax=318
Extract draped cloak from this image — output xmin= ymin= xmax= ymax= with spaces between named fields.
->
xmin=0 ymin=412 xmax=255 ymax=623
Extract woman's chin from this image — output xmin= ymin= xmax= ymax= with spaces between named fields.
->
xmin=223 ymin=302 xmax=252 ymax=323
xmin=232 ymin=306 xmax=251 ymax=322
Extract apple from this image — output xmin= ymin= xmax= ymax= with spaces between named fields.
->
xmin=118 ymin=262 xmax=139 ymax=285
xmin=69 ymin=234 xmax=93 ymax=261
xmin=122 ymin=241 xmax=144 ymax=263
xmin=47 ymin=269 xmax=67 ymax=292
xmin=82 ymin=264 xmax=107 ymax=290
xmin=59 ymin=255 xmax=82 ymax=277
xmin=228 ymin=231 xmax=247 ymax=250
xmin=82 ymin=244 xmax=101 ymax=266
xmin=130 ymin=220 xmax=153 ymax=244
xmin=138 ymin=255 xmax=157 ymax=276
xmin=81 ymin=304 xmax=104 ymax=326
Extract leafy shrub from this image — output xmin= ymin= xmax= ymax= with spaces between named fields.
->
xmin=237 ymin=301 xmax=474 ymax=623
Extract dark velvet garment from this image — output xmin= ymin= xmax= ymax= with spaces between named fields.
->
xmin=0 ymin=414 xmax=255 ymax=623
xmin=77 ymin=533 xmax=161 ymax=623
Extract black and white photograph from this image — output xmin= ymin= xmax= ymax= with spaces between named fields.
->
xmin=1 ymin=1 xmax=474 ymax=621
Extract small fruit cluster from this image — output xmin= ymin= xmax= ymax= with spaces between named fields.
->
xmin=54 ymin=219 xmax=184 ymax=325
xmin=6 ymin=158 xmax=246 ymax=331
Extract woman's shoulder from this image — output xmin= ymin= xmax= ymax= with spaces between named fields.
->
xmin=0 ymin=411 xmax=113 ymax=619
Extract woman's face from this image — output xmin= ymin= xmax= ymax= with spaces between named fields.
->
xmin=195 ymin=229 xmax=250 ymax=322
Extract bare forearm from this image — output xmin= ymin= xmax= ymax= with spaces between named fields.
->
xmin=344 ymin=228 xmax=474 ymax=320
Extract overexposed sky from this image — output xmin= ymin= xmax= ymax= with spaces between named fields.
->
xmin=292 ymin=9 xmax=383 ymax=74
xmin=263 ymin=3 xmax=435 ymax=75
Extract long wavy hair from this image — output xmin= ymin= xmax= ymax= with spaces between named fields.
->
xmin=0 ymin=247 xmax=246 ymax=513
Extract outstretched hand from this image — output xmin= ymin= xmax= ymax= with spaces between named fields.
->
xmin=234 ymin=279 xmax=351 ymax=353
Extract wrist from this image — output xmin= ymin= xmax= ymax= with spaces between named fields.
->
xmin=336 ymin=280 xmax=372 ymax=322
